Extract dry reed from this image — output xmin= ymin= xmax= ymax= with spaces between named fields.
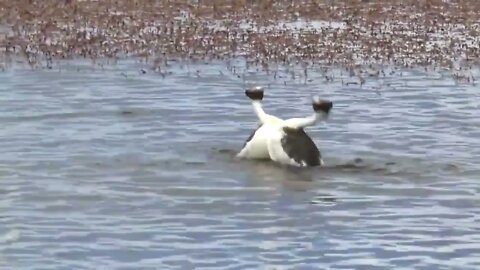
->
xmin=0 ymin=0 xmax=479 ymax=72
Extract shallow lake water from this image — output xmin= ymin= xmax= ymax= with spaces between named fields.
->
xmin=1 ymin=58 xmax=479 ymax=269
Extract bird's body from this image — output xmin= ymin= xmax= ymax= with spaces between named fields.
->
xmin=238 ymin=124 xmax=271 ymax=159
xmin=237 ymin=86 xmax=332 ymax=167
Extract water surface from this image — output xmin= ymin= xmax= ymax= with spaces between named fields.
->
xmin=1 ymin=59 xmax=479 ymax=269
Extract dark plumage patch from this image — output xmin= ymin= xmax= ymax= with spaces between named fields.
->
xmin=313 ymin=100 xmax=333 ymax=114
xmin=281 ymin=127 xmax=321 ymax=166
xmin=245 ymin=89 xmax=264 ymax=100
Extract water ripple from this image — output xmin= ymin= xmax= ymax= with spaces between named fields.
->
xmin=0 ymin=59 xmax=479 ymax=269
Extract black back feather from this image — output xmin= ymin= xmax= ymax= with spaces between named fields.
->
xmin=280 ymin=127 xmax=321 ymax=166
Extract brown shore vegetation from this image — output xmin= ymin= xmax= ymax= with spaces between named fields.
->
xmin=0 ymin=0 xmax=479 ymax=71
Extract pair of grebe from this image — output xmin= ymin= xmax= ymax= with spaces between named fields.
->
xmin=237 ymin=86 xmax=333 ymax=167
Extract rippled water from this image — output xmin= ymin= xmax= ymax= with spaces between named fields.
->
xmin=1 ymin=58 xmax=480 ymax=269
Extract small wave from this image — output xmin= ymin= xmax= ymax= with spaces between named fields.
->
xmin=0 ymin=229 xmax=20 ymax=243
xmin=211 ymin=147 xmax=463 ymax=177
xmin=0 ymin=108 xmax=155 ymax=123
xmin=319 ymin=155 xmax=465 ymax=177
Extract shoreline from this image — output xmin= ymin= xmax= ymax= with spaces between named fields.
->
xmin=0 ymin=0 xmax=479 ymax=71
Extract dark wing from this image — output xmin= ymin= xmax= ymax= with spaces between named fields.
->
xmin=281 ymin=127 xmax=321 ymax=166
xmin=242 ymin=124 xmax=262 ymax=148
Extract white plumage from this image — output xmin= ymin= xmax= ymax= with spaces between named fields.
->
xmin=237 ymin=86 xmax=333 ymax=167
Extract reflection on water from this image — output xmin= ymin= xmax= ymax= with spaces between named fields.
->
xmin=1 ymin=58 xmax=479 ymax=269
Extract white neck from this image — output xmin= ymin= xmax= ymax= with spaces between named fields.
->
xmin=252 ymin=101 xmax=268 ymax=124
xmin=284 ymin=112 xmax=327 ymax=129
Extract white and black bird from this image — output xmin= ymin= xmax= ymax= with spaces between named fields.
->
xmin=237 ymin=86 xmax=332 ymax=167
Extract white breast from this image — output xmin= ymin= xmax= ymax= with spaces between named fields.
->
xmin=237 ymin=116 xmax=284 ymax=160
xmin=237 ymin=124 xmax=271 ymax=159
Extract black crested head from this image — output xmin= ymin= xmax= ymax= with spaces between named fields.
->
xmin=312 ymin=96 xmax=333 ymax=114
xmin=245 ymin=86 xmax=264 ymax=101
